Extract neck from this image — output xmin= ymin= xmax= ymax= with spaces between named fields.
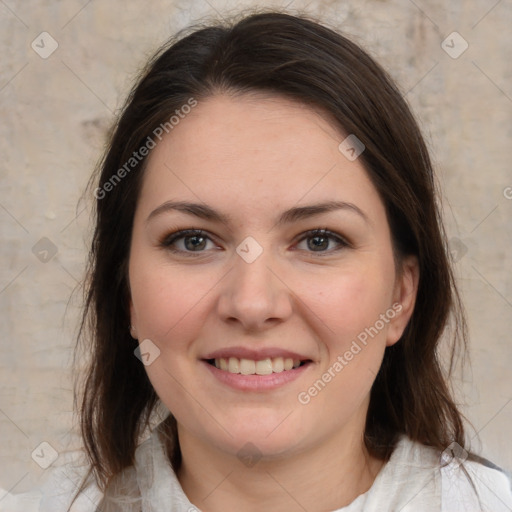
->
xmin=176 ymin=418 xmax=384 ymax=512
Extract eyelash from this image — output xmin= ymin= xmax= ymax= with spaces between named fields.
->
xmin=159 ymin=228 xmax=350 ymax=257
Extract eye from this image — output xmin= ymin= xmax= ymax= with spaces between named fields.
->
xmin=295 ymin=228 xmax=349 ymax=254
xmin=160 ymin=229 xmax=218 ymax=254
xmin=160 ymin=228 xmax=349 ymax=256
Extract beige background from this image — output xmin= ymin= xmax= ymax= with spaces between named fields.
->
xmin=1 ymin=0 xmax=511 ymax=496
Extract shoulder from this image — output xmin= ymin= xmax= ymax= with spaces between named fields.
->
xmin=395 ymin=436 xmax=512 ymax=511
xmin=454 ymin=453 xmax=512 ymax=511
xmin=0 ymin=448 xmax=103 ymax=512
xmin=0 ymin=425 xmax=175 ymax=512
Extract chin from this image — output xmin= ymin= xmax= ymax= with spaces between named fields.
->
xmin=205 ymin=411 xmax=312 ymax=458
xmin=218 ymin=431 xmax=306 ymax=462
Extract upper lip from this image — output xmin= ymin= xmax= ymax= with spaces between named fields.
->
xmin=202 ymin=347 xmax=312 ymax=361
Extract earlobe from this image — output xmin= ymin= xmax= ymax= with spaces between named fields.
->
xmin=386 ymin=255 xmax=420 ymax=346
xmin=129 ymin=299 xmax=138 ymax=339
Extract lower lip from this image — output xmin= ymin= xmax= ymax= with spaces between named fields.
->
xmin=202 ymin=360 xmax=312 ymax=391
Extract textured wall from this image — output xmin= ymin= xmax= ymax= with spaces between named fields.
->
xmin=1 ymin=0 xmax=511 ymax=495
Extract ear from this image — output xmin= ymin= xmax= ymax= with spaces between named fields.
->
xmin=386 ymin=255 xmax=419 ymax=347
xmin=129 ymin=298 xmax=138 ymax=339
xmin=126 ymin=270 xmax=138 ymax=339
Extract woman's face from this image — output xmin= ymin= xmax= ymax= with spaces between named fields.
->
xmin=128 ymin=94 xmax=418 ymax=460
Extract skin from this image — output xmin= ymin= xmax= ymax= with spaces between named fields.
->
xmin=128 ymin=93 xmax=419 ymax=512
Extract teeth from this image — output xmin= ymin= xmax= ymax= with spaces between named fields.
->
xmin=273 ymin=357 xmax=284 ymax=373
xmin=240 ymin=359 xmax=256 ymax=375
xmin=255 ymin=358 xmax=273 ymax=375
xmin=214 ymin=357 xmax=304 ymax=375
xmin=228 ymin=357 xmax=239 ymax=373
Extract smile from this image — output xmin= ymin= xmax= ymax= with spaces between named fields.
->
xmin=208 ymin=357 xmax=305 ymax=375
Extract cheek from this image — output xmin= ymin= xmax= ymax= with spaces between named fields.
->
xmin=295 ymin=270 xmax=393 ymax=420
xmin=128 ymin=258 xmax=212 ymax=413
xmin=299 ymin=261 xmax=396 ymax=346
xmin=129 ymin=256 xmax=216 ymax=342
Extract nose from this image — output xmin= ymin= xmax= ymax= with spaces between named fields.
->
xmin=216 ymin=246 xmax=294 ymax=332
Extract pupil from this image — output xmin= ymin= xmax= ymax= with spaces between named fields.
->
xmin=184 ymin=235 xmax=330 ymax=252
xmin=309 ymin=236 xmax=328 ymax=251
xmin=186 ymin=235 xmax=206 ymax=251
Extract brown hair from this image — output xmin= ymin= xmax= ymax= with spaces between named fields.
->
xmin=75 ymin=8 xmax=468 ymax=500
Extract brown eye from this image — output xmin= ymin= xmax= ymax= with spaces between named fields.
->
xmin=183 ymin=234 xmax=207 ymax=251
xmin=295 ymin=229 xmax=349 ymax=254
xmin=161 ymin=229 xmax=216 ymax=253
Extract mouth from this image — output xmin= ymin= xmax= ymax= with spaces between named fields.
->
xmin=204 ymin=357 xmax=312 ymax=376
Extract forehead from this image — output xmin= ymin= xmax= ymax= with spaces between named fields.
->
xmin=137 ymin=94 xmax=384 ymax=225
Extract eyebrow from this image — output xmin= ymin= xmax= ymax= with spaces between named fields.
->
xmin=146 ymin=200 xmax=369 ymax=227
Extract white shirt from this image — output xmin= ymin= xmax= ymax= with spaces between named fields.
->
xmin=1 ymin=423 xmax=511 ymax=511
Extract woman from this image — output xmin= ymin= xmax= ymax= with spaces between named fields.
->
xmin=2 ymin=10 xmax=511 ymax=512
